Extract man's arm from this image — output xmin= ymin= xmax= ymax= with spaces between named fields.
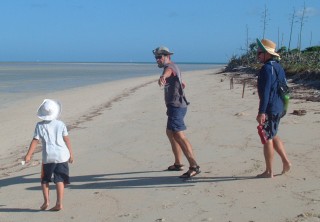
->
xmin=158 ymin=68 xmax=173 ymax=86
xmin=258 ymin=69 xmax=272 ymax=113
xmin=257 ymin=67 xmax=272 ymax=124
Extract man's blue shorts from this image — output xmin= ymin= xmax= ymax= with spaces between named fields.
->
xmin=41 ymin=162 xmax=70 ymax=184
xmin=166 ymin=106 xmax=187 ymax=132
xmin=263 ymin=113 xmax=282 ymax=140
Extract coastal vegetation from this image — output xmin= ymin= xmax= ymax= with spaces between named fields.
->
xmin=224 ymin=44 xmax=320 ymax=80
xmin=225 ymin=3 xmax=320 ymax=88
xmin=224 ymin=43 xmax=320 ymax=102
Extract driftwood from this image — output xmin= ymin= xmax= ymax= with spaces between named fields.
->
xmin=230 ymin=77 xmax=256 ymax=98
xmin=242 ymin=81 xmax=246 ymax=98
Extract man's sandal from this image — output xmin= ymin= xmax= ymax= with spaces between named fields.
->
xmin=179 ymin=166 xmax=201 ymax=178
xmin=167 ymin=164 xmax=184 ymax=171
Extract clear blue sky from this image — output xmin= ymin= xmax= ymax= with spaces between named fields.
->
xmin=0 ymin=0 xmax=319 ymax=63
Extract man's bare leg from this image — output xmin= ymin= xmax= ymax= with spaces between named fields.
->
xmin=257 ymin=139 xmax=274 ymax=178
xmin=166 ymin=129 xmax=183 ymax=166
xmin=173 ymin=131 xmax=200 ymax=176
xmin=273 ymin=136 xmax=291 ymax=174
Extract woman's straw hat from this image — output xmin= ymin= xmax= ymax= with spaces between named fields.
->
xmin=37 ymin=99 xmax=61 ymax=121
xmin=256 ymin=38 xmax=280 ymax=58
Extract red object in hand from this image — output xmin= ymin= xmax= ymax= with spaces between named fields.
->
xmin=257 ymin=125 xmax=268 ymax=144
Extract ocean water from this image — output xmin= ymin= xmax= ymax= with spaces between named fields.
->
xmin=0 ymin=62 xmax=224 ymax=108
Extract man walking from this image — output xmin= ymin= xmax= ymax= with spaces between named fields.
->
xmin=256 ymin=39 xmax=291 ymax=178
xmin=153 ymin=46 xmax=200 ymax=178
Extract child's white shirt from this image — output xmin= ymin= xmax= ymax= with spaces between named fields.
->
xmin=34 ymin=119 xmax=70 ymax=164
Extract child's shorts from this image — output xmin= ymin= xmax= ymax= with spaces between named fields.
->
xmin=263 ymin=113 xmax=282 ymax=140
xmin=41 ymin=162 xmax=70 ymax=184
xmin=166 ymin=106 xmax=187 ymax=132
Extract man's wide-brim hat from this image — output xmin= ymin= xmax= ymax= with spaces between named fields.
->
xmin=37 ymin=99 xmax=61 ymax=121
xmin=152 ymin=46 xmax=174 ymax=56
xmin=257 ymin=38 xmax=280 ymax=58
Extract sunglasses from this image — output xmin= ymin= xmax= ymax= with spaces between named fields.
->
xmin=155 ymin=55 xmax=163 ymax=59
xmin=257 ymin=51 xmax=265 ymax=55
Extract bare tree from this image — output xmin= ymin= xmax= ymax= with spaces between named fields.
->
xmin=288 ymin=8 xmax=296 ymax=51
xmin=298 ymin=2 xmax=307 ymax=50
xmin=277 ymin=29 xmax=285 ymax=50
xmin=277 ymin=27 xmax=280 ymax=50
xmin=246 ymin=25 xmax=249 ymax=54
xmin=261 ymin=5 xmax=270 ymax=38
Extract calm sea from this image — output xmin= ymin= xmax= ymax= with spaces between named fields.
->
xmin=0 ymin=62 xmax=224 ymax=108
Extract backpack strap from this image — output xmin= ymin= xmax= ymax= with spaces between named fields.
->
xmin=168 ymin=63 xmax=190 ymax=106
xmin=176 ymin=69 xmax=190 ymax=105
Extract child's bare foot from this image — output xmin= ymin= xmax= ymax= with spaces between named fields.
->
xmin=282 ymin=162 xmax=292 ymax=174
xmin=49 ymin=205 xmax=63 ymax=211
xmin=40 ymin=203 xmax=49 ymax=210
xmin=256 ymin=171 xmax=273 ymax=178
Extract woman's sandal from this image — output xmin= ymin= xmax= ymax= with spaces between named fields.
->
xmin=179 ymin=166 xmax=201 ymax=178
xmin=167 ymin=164 xmax=184 ymax=171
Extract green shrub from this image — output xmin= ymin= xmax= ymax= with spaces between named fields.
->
xmin=224 ymin=43 xmax=320 ymax=79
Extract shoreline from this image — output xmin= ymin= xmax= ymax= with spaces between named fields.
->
xmin=0 ymin=67 xmax=319 ymax=222
xmin=0 ymin=63 xmax=224 ymax=109
xmin=0 ymin=68 xmax=220 ymax=177
xmin=0 ymin=74 xmax=160 ymax=177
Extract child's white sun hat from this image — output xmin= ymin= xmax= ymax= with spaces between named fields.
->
xmin=37 ymin=99 xmax=61 ymax=121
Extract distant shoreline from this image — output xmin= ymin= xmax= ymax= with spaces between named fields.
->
xmin=0 ymin=63 xmax=224 ymax=109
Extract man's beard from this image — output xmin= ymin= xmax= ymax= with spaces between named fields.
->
xmin=158 ymin=63 xmax=164 ymax=68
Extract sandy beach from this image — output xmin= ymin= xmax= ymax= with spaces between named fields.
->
xmin=0 ymin=68 xmax=319 ymax=222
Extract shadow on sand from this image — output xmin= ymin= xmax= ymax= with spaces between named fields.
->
xmin=1 ymin=170 xmax=258 ymax=191
xmin=0 ymin=171 xmax=258 ymax=212
xmin=0 ymin=207 xmax=41 ymax=213
xmin=19 ymin=170 xmax=256 ymax=190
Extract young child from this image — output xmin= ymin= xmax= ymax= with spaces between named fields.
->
xmin=24 ymin=99 xmax=74 ymax=211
